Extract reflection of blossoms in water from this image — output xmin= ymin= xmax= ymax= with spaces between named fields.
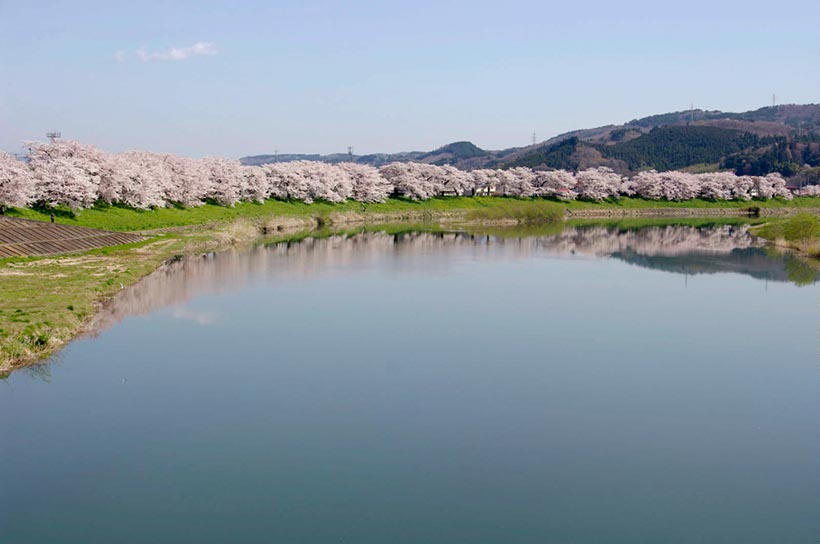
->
xmin=541 ymin=225 xmax=760 ymax=257
xmin=85 ymin=225 xmax=811 ymax=336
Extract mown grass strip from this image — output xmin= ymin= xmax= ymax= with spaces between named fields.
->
xmin=6 ymin=196 xmax=818 ymax=232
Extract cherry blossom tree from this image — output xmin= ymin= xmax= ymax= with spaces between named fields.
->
xmin=470 ymin=169 xmax=496 ymax=196
xmin=753 ymin=173 xmax=793 ymax=200
xmin=202 ymin=156 xmax=244 ymax=206
xmin=574 ymin=167 xmax=622 ymax=201
xmin=728 ymin=175 xmax=755 ymax=201
xmin=380 ymin=163 xmax=441 ymax=200
xmin=532 ymin=170 xmax=577 ymax=200
xmin=95 ymin=152 xmax=131 ymax=205
xmin=26 ymin=140 xmax=102 ymax=209
xmin=163 ymin=154 xmax=210 ymax=207
xmin=116 ymin=151 xmax=171 ymax=208
xmin=660 ymin=172 xmax=701 ymax=201
xmin=11 ymin=138 xmax=810 ymax=209
xmin=261 ymin=162 xmax=296 ymax=201
xmin=697 ymin=172 xmax=733 ymax=201
xmin=496 ymin=168 xmax=535 ymax=197
xmin=307 ymin=161 xmax=353 ymax=203
xmin=632 ymin=171 xmax=699 ymax=201
xmin=241 ymin=165 xmax=268 ymax=203
xmin=438 ymin=165 xmax=475 ymax=196
xmin=0 ymin=152 xmax=35 ymax=208
xmin=471 ymin=168 xmax=534 ymax=197
xmin=339 ymin=163 xmax=392 ymax=202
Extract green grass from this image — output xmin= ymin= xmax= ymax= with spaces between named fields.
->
xmin=0 ymin=235 xmax=183 ymax=368
xmin=783 ymin=214 xmax=820 ymax=241
xmin=756 ymin=214 xmax=820 ymax=242
xmin=755 ymin=214 xmax=820 ymax=260
xmin=7 ymin=198 xmax=536 ymax=232
xmin=7 ymin=196 xmax=819 ymax=233
xmin=466 ymin=199 xmax=564 ymax=223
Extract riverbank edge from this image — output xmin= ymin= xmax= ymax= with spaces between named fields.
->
xmin=139 ymin=204 xmax=820 ymax=235
xmin=2 ymin=203 xmax=818 ymax=376
xmin=565 ymin=207 xmax=820 ymax=218
xmin=7 ymin=196 xmax=820 ymax=234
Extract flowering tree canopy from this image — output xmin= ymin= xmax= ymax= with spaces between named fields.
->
xmin=0 ymin=152 xmax=35 ymax=208
xmin=0 ymin=139 xmax=806 ymax=209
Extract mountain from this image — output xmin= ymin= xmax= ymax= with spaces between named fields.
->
xmin=240 ymin=104 xmax=820 ymax=179
xmin=416 ymin=141 xmax=491 ymax=167
xmin=240 ymin=151 xmax=425 ymax=167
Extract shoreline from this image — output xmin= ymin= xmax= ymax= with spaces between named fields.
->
xmin=2 ymin=201 xmax=818 ymax=376
xmin=8 ymin=196 xmax=820 ymax=233
xmin=566 ymin=206 xmax=820 ymax=218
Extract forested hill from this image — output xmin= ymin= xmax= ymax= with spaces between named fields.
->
xmin=240 ymin=104 xmax=820 ymax=181
xmin=502 ymin=125 xmax=820 ymax=181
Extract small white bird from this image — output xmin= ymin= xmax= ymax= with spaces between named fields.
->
xmin=120 ymin=283 xmax=124 ymax=290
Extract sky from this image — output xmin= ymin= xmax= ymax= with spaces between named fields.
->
xmin=1 ymin=0 xmax=819 ymax=158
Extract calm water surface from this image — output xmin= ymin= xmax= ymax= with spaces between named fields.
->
xmin=1 ymin=224 xmax=818 ymax=543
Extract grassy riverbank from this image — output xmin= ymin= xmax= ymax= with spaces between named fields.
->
xmin=6 ymin=196 xmax=819 ymax=232
xmin=754 ymin=214 xmax=820 ymax=259
xmin=6 ymin=198 xmax=561 ymax=232
xmin=0 ymin=232 xmax=204 ymax=374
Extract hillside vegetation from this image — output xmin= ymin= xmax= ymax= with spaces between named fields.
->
xmin=239 ymin=104 xmax=820 ymax=181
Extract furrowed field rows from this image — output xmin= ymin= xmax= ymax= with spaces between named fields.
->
xmin=0 ymin=217 xmax=144 ymax=257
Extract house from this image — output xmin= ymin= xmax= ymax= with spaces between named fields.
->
xmin=474 ymin=185 xmax=496 ymax=197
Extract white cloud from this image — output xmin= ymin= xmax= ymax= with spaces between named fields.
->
xmin=136 ymin=41 xmax=218 ymax=62
xmin=171 ymin=306 xmax=219 ymax=326
xmin=113 ymin=50 xmax=126 ymax=62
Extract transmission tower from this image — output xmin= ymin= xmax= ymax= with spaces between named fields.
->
xmin=772 ymin=94 xmax=776 ymax=107
xmin=348 ymin=146 xmax=354 ymax=161
xmin=532 ymin=132 xmax=537 ymax=146
xmin=46 ymin=131 xmax=61 ymax=143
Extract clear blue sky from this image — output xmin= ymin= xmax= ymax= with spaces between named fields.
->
xmin=1 ymin=0 xmax=818 ymax=157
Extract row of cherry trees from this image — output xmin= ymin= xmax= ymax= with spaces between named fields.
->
xmin=0 ymin=140 xmax=798 ymax=209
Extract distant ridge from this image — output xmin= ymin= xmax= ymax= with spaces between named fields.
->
xmin=240 ymin=104 xmax=820 ymax=180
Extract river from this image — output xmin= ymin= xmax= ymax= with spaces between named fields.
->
xmin=1 ymin=222 xmax=818 ymax=543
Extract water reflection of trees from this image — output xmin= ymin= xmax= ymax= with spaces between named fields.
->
xmin=86 ymin=224 xmax=817 ymax=336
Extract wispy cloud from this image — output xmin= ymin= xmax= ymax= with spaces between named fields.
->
xmin=135 ymin=41 xmax=218 ymax=62
xmin=113 ymin=50 xmax=126 ymax=63
xmin=171 ymin=306 xmax=219 ymax=326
